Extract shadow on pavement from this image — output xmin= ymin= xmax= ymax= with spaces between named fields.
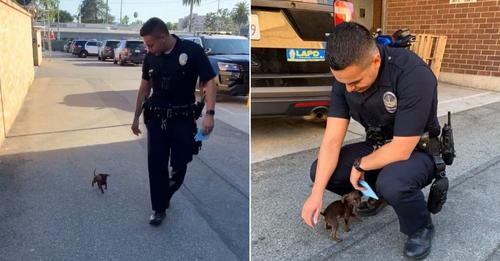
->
xmin=0 ymin=120 xmax=249 ymax=260
xmin=62 ymin=90 xmax=137 ymax=112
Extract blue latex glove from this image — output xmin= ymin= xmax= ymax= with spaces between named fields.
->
xmin=359 ymin=180 xmax=379 ymax=200
xmin=194 ymin=128 xmax=210 ymax=141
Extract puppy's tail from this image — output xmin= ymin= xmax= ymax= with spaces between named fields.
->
xmin=93 ymin=168 xmax=96 ymax=176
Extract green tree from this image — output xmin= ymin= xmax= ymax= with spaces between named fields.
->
xmin=32 ymin=0 xmax=58 ymax=22
xmin=204 ymin=12 xmax=217 ymax=31
xmin=58 ymin=9 xmax=73 ymax=22
xmin=231 ymin=2 xmax=249 ymax=30
xmin=79 ymin=0 xmax=109 ymax=24
xmin=182 ymin=0 xmax=201 ymax=32
xmin=121 ymin=15 xmax=130 ymax=25
xmin=166 ymin=21 xmax=174 ymax=30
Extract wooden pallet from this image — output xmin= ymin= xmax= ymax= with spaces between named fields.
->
xmin=409 ymin=34 xmax=448 ymax=79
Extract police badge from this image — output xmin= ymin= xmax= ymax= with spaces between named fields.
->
xmin=179 ymin=53 xmax=188 ymax=66
xmin=383 ymin=91 xmax=397 ymax=113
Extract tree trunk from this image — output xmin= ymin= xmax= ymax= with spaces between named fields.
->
xmin=188 ymin=2 xmax=193 ymax=32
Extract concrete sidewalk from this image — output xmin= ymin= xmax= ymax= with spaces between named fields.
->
xmin=252 ymin=91 xmax=500 ymax=260
xmin=0 ymin=54 xmax=249 ymax=260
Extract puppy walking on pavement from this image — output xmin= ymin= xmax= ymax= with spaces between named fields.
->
xmin=92 ymin=168 xmax=109 ymax=194
xmin=321 ymin=191 xmax=361 ymax=242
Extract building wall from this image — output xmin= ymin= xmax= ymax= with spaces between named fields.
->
xmin=0 ymin=0 xmax=34 ymax=146
xmin=385 ymin=0 xmax=500 ymax=80
xmin=352 ymin=0 xmax=374 ymax=31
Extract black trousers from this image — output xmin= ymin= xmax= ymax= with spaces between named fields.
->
xmin=310 ymin=142 xmax=435 ymax=235
xmin=146 ymin=118 xmax=195 ymax=212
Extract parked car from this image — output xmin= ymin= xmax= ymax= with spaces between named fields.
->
xmin=251 ymin=0 xmax=334 ymax=118
xmin=113 ymin=40 xmax=147 ymax=65
xmin=98 ymin=39 xmax=120 ymax=61
xmin=63 ymin=40 xmax=73 ymax=52
xmin=71 ymin=40 xmax=87 ymax=56
xmin=71 ymin=39 xmax=101 ymax=58
xmin=182 ymin=34 xmax=249 ymax=96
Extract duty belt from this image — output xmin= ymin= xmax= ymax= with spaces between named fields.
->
xmin=143 ymin=103 xmax=200 ymax=120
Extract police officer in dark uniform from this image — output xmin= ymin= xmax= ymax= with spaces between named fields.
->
xmin=131 ymin=17 xmax=217 ymax=226
xmin=301 ymin=22 xmax=440 ymax=259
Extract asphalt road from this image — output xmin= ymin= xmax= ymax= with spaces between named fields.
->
xmin=251 ymin=87 xmax=500 ymax=260
xmin=0 ymin=52 xmax=249 ymax=261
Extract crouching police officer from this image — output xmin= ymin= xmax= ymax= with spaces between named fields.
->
xmin=301 ymin=22 xmax=444 ymax=259
xmin=131 ymin=17 xmax=217 ymax=226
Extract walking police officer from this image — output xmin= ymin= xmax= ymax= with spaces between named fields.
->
xmin=131 ymin=17 xmax=217 ymax=226
xmin=301 ymin=22 xmax=441 ymax=259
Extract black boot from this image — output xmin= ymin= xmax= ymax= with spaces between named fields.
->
xmin=149 ymin=211 xmax=166 ymax=226
xmin=356 ymin=198 xmax=388 ymax=217
xmin=404 ymin=223 xmax=435 ymax=259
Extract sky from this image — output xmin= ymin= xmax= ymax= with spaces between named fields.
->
xmin=58 ymin=0 xmax=245 ymax=24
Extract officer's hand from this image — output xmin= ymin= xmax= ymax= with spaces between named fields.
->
xmin=350 ymin=167 xmax=366 ymax=191
xmin=202 ymin=115 xmax=214 ymax=135
xmin=301 ymin=193 xmax=323 ymax=228
xmin=131 ymin=118 xmax=142 ymax=136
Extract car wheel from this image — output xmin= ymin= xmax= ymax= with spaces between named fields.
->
xmin=119 ymin=56 xmax=125 ymax=66
xmin=79 ymin=51 xmax=88 ymax=58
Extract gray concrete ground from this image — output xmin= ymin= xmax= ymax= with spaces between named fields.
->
xmin=251 ymin=85 xmax=500 ymax=260
xmin=0 ymin=52 xmax=249 ymax=261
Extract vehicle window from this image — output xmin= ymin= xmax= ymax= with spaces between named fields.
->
xmin=203 ymin=38 xmax=248 ymax=55
xmin=76 ymin=41 xmax=87 ymax=46
xmin=106 ymin=41 xmax=120 ymax=48
xmin=284 ymin=9 xmax=333 ymax=41
xmin=126 ymin=41 xmax=145 ymax=50
xmin=87 ymin=42 xmax=97 ymax=46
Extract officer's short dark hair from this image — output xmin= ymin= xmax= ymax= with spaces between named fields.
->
xmin=326 ymin=22 xmax=377 ymax=70
xmin=140 ymin=17 xmax=170 ymax=38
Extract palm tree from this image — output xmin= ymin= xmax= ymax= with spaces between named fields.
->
xmin=182 ymin=0 xmax=201 ymax=32
xmin=231 ymin=2 xmax=249 ymax=31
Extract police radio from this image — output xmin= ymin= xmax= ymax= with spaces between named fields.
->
xmin=441 ymin=111 xmax=456 ymax=165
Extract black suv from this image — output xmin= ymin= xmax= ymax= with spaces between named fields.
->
xmin=183 ymin=34 xmax=249 ymax=96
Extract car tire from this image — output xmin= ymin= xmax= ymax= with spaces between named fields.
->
xmin=79 ymin=51 xmax=88 ymax=58
xmin=119 ymin=56 xmax=125 ymax=66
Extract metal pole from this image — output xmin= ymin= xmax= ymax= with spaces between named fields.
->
xmin=217 ymin=0 xmax=220 ymax=31
xmin=106 ymin=0 xmax=109 ymax=24
xmin=57 ymin=0 xmax=60 ymax=39
xmin=120 ymin=0 xmax=123 ymax=24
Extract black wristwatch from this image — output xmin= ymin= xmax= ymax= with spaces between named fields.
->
xmin=206 ymin=109 xmax=215 ymax=116
xmin=353 ymin=157 xmax=367 ymax=172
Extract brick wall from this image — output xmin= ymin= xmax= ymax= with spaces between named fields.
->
xmin=0 ymin=0 xmax=35 ymax=146
xmin=385 ymin=0 xmax=500 ymax=77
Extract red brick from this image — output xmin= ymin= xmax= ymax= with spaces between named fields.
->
xmin=482 ymin=50 xmax=496 ymax=55
xmin=486 ymin=17 xmax=500 ymax=23
xmin=483 ymin=39 xmax=497 ymax=44
xmin=493 ymin=72 xmax=500 ymax=77
xmin=480 ymin=12 xmax=496 ymax=18
xmin=477 ymin=71 xmax=491 ymax=76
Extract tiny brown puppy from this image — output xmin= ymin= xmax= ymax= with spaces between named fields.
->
xmin=321 ymin=191 xmax=362 ymax=242
xmin=91 ymin=168 xmax=109 ymax=194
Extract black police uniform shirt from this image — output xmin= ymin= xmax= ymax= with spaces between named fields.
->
xmin=142 ymin=34 xmax=216 ymax=106
xmin=328 ymin=45 xmax=441 ymax=139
